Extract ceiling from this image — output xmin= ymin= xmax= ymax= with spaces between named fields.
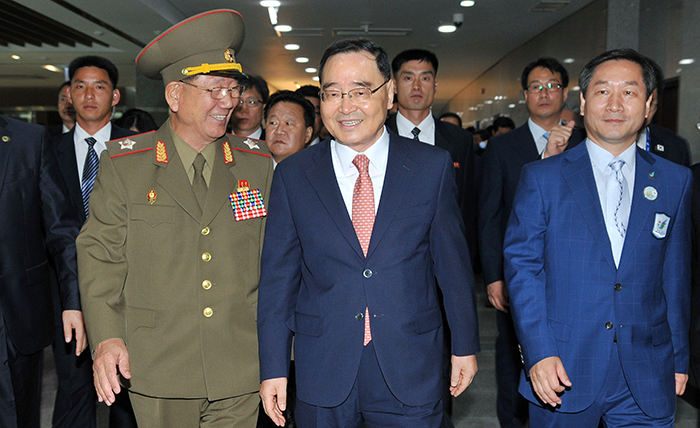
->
xmin=0 ymin=0 xmax=597 ymax=112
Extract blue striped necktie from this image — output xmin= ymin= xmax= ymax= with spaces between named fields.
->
xmin=82 ymin=137 xmax=99 ymax=217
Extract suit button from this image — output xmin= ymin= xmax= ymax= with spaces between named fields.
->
xmin=202 ymin=252 xmax=211 ymax=262
xmin=203 ymin=307 xmax=213 ymax=317
xmin=614 ymin=283 xmax=622 ymax=291
xmin=201 ymin=227 xmax=210 ymax=236
xmin=202 ymin=280 xmax=212 ymax=290
xmin=363 ymin=269 xmax=373 ymax=278
xmin=605 ymin=322 xmax=613 ymax=330
xmin=355 ymin=312 xmax=364 ymax=321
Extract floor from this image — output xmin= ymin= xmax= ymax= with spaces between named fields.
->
xmin=39 ymin=274 xmax=700 ymax=427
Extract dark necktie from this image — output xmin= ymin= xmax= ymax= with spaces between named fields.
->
xmin=411 ymin=127 xmax=421 ymax=141
xmin=81 ymin=137 xmax=99 ymax=217
xmin=192 ymin=153 xmax=208 ymax=209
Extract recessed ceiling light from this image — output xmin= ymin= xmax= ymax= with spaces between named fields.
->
xmin=312 ymin=76 xmax=319 ymax=82
xmin=285 ymin=44 xmax=300 ymax=50
xmin=460 ymin=0 xmax=475 ymax=6
xmin=296 ymin=57 xmax=309 ymax=63
xmin=563 ymin=58 xmax=575 ymax=64
xmin=508 ymin=104 xmax=516 ymax=108
xmin=484 ymin=100 xmax=493 ymax=104
xmin=260 ymin=0 xmax=280 ymax=6
xmin=679 ymin=58 xmax=695 ymax=65
xmin=11 ymin=55 xmax=20 ymax=60
xmin=43 ymin=65 xmax=62 ymax=73
xmin=573 ymin=86 xmax=581 ymax=91
xmin=305 ymin=67 xmax=317 ymax=73
xmin=438 ymin=24 xmax=457 ymax=33
xmin=275 ymin=25 xmax=292 ymax=32
xmin=518 ymin=99 xmax=526 ymax=104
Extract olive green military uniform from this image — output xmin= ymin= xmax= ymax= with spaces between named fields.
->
xmin=78 ymin=120 xmax=272 ymax=401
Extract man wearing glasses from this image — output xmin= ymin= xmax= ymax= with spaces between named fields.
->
xmin=479 ymin=57 xmax=585 ymax=428
xmin=231 ymin=75 xmax=269 ymax=140
xmin=258 ymin=38 xmax=479 ymax=427
xmin=76 ymin=10 xmax=273 ymax=427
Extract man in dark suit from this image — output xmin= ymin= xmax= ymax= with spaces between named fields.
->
xmin=48 ymin=82 xmax=76 ymax=137
xmin=0 ymin=114 xmax=83 ymax=428
xmin=385 ymin=49 xmax=477 ymax=262
xmin=258 ymin=38 xmax=480 ymax=428
xmin=635 ymin=57 xmax=691 ymax=167
xmin=505 ymin=48 xmax=690 ymax=427
xmin=52 ymin=55 xmax=136 ymax=428
xmin=691 ymin=164 xmax=700 ymax=383
xmin=479 ymin=57 xmax=584 ymax=428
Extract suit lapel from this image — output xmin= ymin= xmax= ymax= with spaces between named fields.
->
xmin=514 ymin=125 xmax=540 ymax=163
xmin=202 ymin=139 xmax=237 ymax=226
xmin=617 ymin=149 xmax=657 ymax=272
xmin=54 ymin=129 xmax=85 ymax=223
xmin=154 ymin=129 xmax=203 ymax=222
xmin=0 ymin=116 xmax=11 ymax=198
xmin=562 ymin=144 xmax=617 ymax=270
xmin=305 ymin=142 xmax=366 ymax=260
xmin=366 ymin=136 xmax=414 ymax=259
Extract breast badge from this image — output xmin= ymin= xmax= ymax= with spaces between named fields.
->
xmin=229 ymin=180 xmax=267 ymax=221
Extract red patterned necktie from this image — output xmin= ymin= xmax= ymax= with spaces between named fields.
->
xmin=352 ymin=154 xmax=375 ymax=346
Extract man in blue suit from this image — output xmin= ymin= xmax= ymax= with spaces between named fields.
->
xmin=258 ymin=39 xmax=480 ymax=427
xmin=505 ymin=49 xmax=691 ymax=427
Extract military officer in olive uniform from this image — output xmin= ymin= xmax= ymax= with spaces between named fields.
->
xmin=77 ymin=10 xmax=274 ymax=428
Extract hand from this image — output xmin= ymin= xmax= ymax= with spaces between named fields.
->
xmin=62 ymin=310 xmax=87 ymax=356
xmin=450 ymin=355 xmax=478 ymax=397
xmin=92 ymin=338 xmax=131 ymax=406
xmin=542 ymin=121 xmax=575 ymax=158
xmin=486 ymin=280 xmax=509 ymax=312
xmin=260 ymin=377 xmax=288 ymax=426
xmin=676 ymin=373 xmax=688 ymax=395
xmin=529 ymin=356 xmax=571 ymax=407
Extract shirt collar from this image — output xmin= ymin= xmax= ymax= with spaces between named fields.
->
xmin=332 ymin=126 xmax=390 ymax=176
xmin=74 ymin=121 xmax=112 ymax=144
xmin=169 ymin=123 xmax=217 ymax=172
xmin=586 ymin=138 xmax=636 ymax=175
xmin=396 ymin=110 xmax=434 ymax=136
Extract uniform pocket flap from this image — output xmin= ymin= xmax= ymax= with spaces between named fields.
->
xmin=127 ymin=306 xmax=156 ymax=332
xmin=130 ymin=203 xmax=175 ymax=227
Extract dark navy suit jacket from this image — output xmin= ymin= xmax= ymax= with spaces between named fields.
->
xmin=258 ymin=132 xmax=480 ymax=407
xmin=0 ymin=115 xmax=81 ymax=354
xmin=505 ymin=142 xmax=691 ymax=418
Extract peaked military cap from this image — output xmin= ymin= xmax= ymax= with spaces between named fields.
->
xmin=136 ymin=9 xmax=245 ymax=84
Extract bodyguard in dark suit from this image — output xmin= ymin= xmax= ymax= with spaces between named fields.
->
xmin=385 ymin=49 xmax=476 ymax=262
xmin=258 ymin=39 xmax=479 ymax=428
xmin=0 ymin=114 xmax=83 ymax=428
xmin=479 ymin=57 xmax=584 ymax=428
xmin=51 ymin=55 xmax=138 ymax=428
xmin=690 ymin=163 xmax=700 ymax=382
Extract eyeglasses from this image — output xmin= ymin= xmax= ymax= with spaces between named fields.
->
xmin=237 ymin=98 xmax=263 ymax=107
xmin=320 ymin=80 xmax=389 ymax=104
xmin=180 ymin=80 xmax=243 ymax=100
xmin=527 ymin=83 xmax=563 ymax=93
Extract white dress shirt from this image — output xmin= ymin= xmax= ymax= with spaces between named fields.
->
xmin=331 ymin=127 xmax=390 ymax=219
xmin=527 ymin=118 xmax=550 ymax=155
xmin=73 ymin=122 xmax=112 ymax=187
xmin=587 ymin=139 xmax=636 ymax=266
xmin=396 ymin=111 xmax=435 ymax=145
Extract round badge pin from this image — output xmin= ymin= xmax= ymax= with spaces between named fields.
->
xmin=644 ymin=186 xmax=657 ymax=201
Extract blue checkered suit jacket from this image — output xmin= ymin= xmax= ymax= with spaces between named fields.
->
xmin=504 ymin=141 xmax=691 ymax=418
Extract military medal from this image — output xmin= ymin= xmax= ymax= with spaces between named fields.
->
xmin=223 ymin=142 xmax=234 ymax=164
xmin=644 ymin=186 xmax=657 ymax=201
xmin=119 ymin=138 xmax=136 ymax=150
xmin=148 ymin=189 xmax=157 ymax=204
xmin=229 ymin=180 xmax=267 ymax=221
xmin=243 ymin=139 xmax=260 ymax=150
xmin=156 ymin=141 xmax=168 ymax=163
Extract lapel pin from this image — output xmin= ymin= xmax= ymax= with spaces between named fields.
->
xmin=1 ymin=136 xmax=9 ymax=142
xmin=119 ymin=138 xmax=136 ymax=150
xmin=243 ymin=139 xmax=260 ymax=150
xmin=644 ymin=186 xmax=658 ymax=201
xmin=148 ymin=188 xmax=157 ymax=204
xmin=655 ymin=144 xmax=665 ymax=152
xmin=237 ymin=180 xmax=250 ymax=192
xmin=649 ymin=171 xmax=655 ymax=179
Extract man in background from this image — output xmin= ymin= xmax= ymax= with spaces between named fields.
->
xmin=295 ymin=85 xmax=324 ymax=147
xmin=48 ymin=82 xmax=76 ymax=137
xmin=232 ymin=74 xmax=269 ymax=140
xmin=265 ymin=90 xmax=314 ymax=167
